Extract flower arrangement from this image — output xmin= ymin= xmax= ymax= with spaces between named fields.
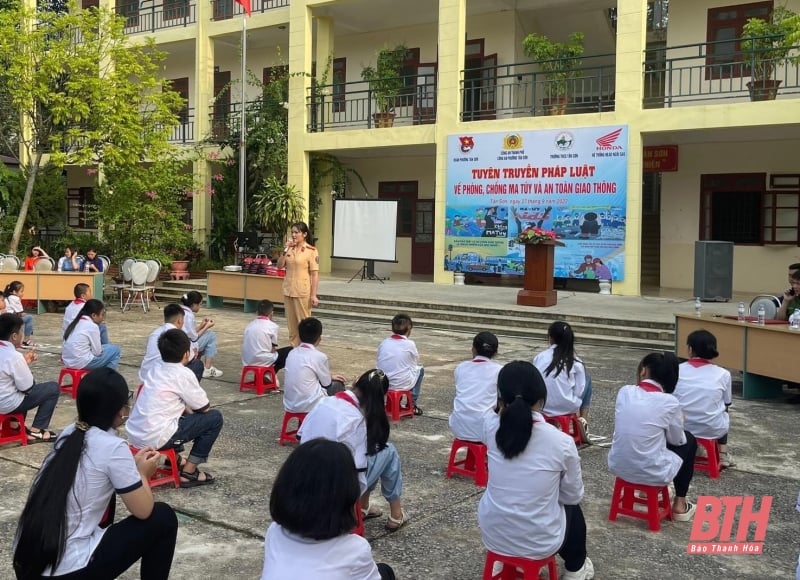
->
xmin=518 ymin=227 xmax=558 ymax=244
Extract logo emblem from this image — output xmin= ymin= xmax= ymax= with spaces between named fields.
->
xmin=596 ymin=128 xmax=624 ymax=148
xmin=503 ymin=134 xmax=523 ymax=150
xmin=459 ymin=136 xmax=475 ymax=153
xmin=555 ymin=132 xmax=574 ymax=151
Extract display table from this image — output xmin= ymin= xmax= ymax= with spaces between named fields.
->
xmin=517 ymin=240 xmax=564 ymax=307
xmin=206 ymin=271 xmax=283 ymax=312
xmin=0 ymin=271 xmax=104 ymax=314
xmin=675 ymin=313 xmax=800 ymax=399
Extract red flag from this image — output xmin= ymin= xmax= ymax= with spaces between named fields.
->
xmin=235 ymin=0 xmax=251 ymax=16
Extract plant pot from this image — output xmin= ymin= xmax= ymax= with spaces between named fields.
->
xmin=542 ymin=96 xmax=568 ymax=116
xmin=170 ymin=260 xmax=190 ymax=272
xmin=747 ymin=79 xmax=782 ymax=101
xmin=598 ymin=279 xmax=612 ymax=295
xmin=453 ymin=272 xmax=465 ymax=286
xmin=373 ymin=112 xmax=396 ymax=128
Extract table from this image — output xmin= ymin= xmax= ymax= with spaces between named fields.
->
xmin=0 ymin=271 xmax=104 ymax=314
xmin=206 ymin=271 xmax=283 ymax=312
xmin=674 ymin=313 xmax=800 ymax=399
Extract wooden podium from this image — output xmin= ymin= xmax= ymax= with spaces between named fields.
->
xmin=516 ymin=240 xmax=564 ymax=307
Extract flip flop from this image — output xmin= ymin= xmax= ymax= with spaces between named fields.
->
xmin=180 ymin=469 xmax=216 ymax=488
xmin=26 ymin=428 xmax=57 ymax=443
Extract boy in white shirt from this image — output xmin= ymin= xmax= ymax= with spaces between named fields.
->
xmin=377 ymin=313 xmax=424 ymax=415
xmin=139 ymin=303 xmax=204 ymax=383
xmin=282 ymin=317 xmax=345 ymax=413
xmin=126 ymin=328 xmax=223 ymax=488
xmin=241 ymin=300 xmax=293 ymax=372
xmin=63 ymin=283 xmax=109 ymax=344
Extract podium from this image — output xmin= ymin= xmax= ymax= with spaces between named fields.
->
xmin=516 ymin=240 xmax=564 ymax=307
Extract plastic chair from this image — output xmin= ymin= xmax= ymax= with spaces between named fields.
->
xmin=384 ymin=390 xmax=415 ymax=423
xmin=33 ymin=256 xmax=55 ymax=271
xmin=482 ymin=551 xmax=558 ymax=580
xmin=58 ymin=367 xmax=91 ymax=399
xmin=694 ymin=437 xmax=721 ymax=479
xmin=541 ymin=413 xmax=583 ymax=446
xmin=123 ymin=261 xmax=151 ymax=312
xmin=749 ymin=295 xmax=780 ymax=319
xmin=129 ymin=445 xmax=181 ymax=488
xmin=608 ymin=477 xmax=673 ymax=532
xmin=144 ymin=259 xmax=160 ymax=307
xmin=0 ymin=413 xmax=27 ymax=447
xmin=445 ymin=439 xmax=488 ymax=486
xmin=112 ymin=258 xmax=136 ymax=309
xmin=279 ymin=411 xmax=307 ymax=445
xmin=0 ymin=255 xmax=20 ymax=271
xmin=239 ymin=365 xmax=279 ymax=395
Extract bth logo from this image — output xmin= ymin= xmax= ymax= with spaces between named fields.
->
xmin=687 ymin=495 xmax=772 ymax=555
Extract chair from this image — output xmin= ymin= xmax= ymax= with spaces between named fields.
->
xmin=33 ymin=256 xmax=55 ymax=271
xmin=239 ymin=365 xmax=279 ymax=395
xmin=445 ymin=439 xmax=488 ymax=486
xmin=0 ymin=255 xmax=20 ymax=271
xmin=144 ymin=260 xmax=161 ymax=307
xmin=129 ymin=445 xmax=181 ymax=488
xmin=279 ymin=411 xmax=307 ymax=445
xmin=482 ymin=551 xmax=558 ymax=580
xmin=541 ymin=413 xmax=583 ymax=446
xmin=608 ymin=477 xmax=673 ymax=532
xmin=694 ymin=437 xmax=721 ymax=479
xmin=58 ymin=367 xmax=91 ymax=399
xmin=112 ymin=258 xmax=136 ymax=309
xmin=0 ymin=413 xmax=27 ymax=447
xmin=749 ymin=295 xmax=780 ymax=319
xmin=384 ymin=389 xmax=415 ymax=423
xmin=123 ymin=261 xmax=151 ymax=312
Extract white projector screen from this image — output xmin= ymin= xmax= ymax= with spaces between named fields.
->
xmin=332 ymin=199 xmax=398 ymax=262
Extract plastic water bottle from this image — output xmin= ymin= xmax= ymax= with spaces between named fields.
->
xmin=737 ymin=301 xmax=746 ymax=322
xmin=791 ymin=311 xmax=800 ymax=330
xmin=694 ymin=297 xmax=702 ymax=317
xmin=757 ymin=304 xmax=766 ymax=325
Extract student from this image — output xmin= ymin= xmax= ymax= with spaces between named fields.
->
xmin=674 ymin=330 xmax=734 ymax=467
xmin=0 ymin=313 xmax=59 ymax=442
xmin=449 ymin=331 xmax=501 ymax=442
xmin=13 ymin=368 xmax=178 ymax=579
xmin=376 ymin=313 xmax=424 ymax=415
xmin=478 ymin=361 xmax=594 ymax=580
xmin=62 ymin=299 xmax=121 ymax=370
xmin=57 ymin=246 xmax=79 ymax=272
xmin=299 ymin=369 xmax=408 ymax=532
xmin=140 ymin=303 xmax=204 ymax=383
xmin=79 ymin=248 xmax=104 ymax=272
xmin=4 ymin=281 xmax=35 ymax=347
xmin=241 ymin=299 xmax=293 ymax=371
xmin=608 ymin=352 xmax=697 ymax=521
xmin=283 ymin=317 xmax=345 ymax=413
xmin=532 ymin=321 xmax=592 ymax=438
xmin=180 ymin=290 xmax=222 ymax=378
xmin=261 ymin=439 xmax=396 ymax=580
xmin=64 ymin=283 xmax=109 ymax=344
xmin=126 ymin=329 xmax=223 ymax=488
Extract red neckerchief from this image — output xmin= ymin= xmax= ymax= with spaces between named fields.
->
xmin=334 ymin=391 xmax=359 ymax=409
xmin=390 ymin=334 xmax=406 ymax=340
xmin=299 ymin=343 xmax=312 ymax=349
xmin=637 ymin=380 xmax=662 ymax=393
xmin=80 ymin=315 xmax=92 ymax=322
xmin=686 ymin=357 xmax=711 ymax=368
xmin=73 ymin=298 xmax=86 ymax=305
xmin=257 ymin=316 xmax=270 ymax=321
xmin=472 ymin=357 xmax=488 ymax=363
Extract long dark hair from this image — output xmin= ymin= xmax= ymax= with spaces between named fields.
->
xmin=180 ymin=290 xmax=203 ymax=307
xmin=495 ymin=361 xmax=547 ymax=460
xmin=3 ymin=280 xmax=23 ymax=297
xmin=354 ymin=369 xmax=390 ymax=456
xmin=639 ymin=352 xmax=680 ymax=393
xmin=63 ymin=298 xmax=105 ymax=341
xmin=291 ymin=221 xmax=314 ymax=245
xmin=14 ymin=369 xmax=129 ymax=579
xmin=544 ymin=321 xmax=579 ymax=378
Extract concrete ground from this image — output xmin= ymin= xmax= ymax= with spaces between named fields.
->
xmin=0 ymin=277 xmax=798 ymax=579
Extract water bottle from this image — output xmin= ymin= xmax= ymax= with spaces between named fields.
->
xmin=757 ymin=304 xmax=766 ymax=325
xmin=694 ymin=297 xmax=702 ymax=317
xmin=737 ymin=301 xmax=746 ymax=322
xmin=791 ymin=311 xmax=800 ymax=330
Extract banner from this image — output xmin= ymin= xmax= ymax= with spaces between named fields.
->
xmin=445 ymin=126 xmax=628 ymax=281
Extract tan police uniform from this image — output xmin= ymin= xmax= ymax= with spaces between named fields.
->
xmin=282 ymin=244 xmax=319 ymax=346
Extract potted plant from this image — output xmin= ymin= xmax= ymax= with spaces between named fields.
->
xmin=741 ymin=7 xmax=800 ymax=101
xmin=251 ymin=176 xmax=305 ymax=241
xmin=360 ymin=44 xmax=409 ymax=128
xmin=522 ymin=32 xmax=585 ymax=115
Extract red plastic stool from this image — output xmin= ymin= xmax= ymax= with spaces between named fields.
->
xmin=541 ymin=413 xmax=582 ymax=446
xmin=446 ymin=439 xmax=488 ymax=486
xmin=352 ymin=502 xmax=365 ymax=537
xmin=239 ymin=365 xmax=279 ymax=395
xmin=58 ymin=368 xmax=91 ymax=399
xmin=129 ymin=445 xmax=181 ymax=488
xmin=694 ymin=438 xmax=721 ymax=479
xmin=279 ymin=411 xmax=307 ymax=445
xmin=0 ymin=413 xmax=27 ymax=447
xmin=608 ymin=477 xmax=673 ymax=531
xmin=384 ymin=390 xmax=414 ymax=423
xmin=482 ymin=550 xmax=558 ymax=580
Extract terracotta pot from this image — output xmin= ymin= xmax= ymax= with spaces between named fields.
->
xmin=170 ymin=260 xmax=190 ymax=272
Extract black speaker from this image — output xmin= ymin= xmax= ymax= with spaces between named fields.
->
xmin=693 ymin=241 xmax=733 ymax=301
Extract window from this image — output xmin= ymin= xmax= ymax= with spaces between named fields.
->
xmin=763 ymin=189 xmax=800 ymax=243
xmin=394 ymin=48 xmax=420 ymax=109
xmin=706 ymin=2 xmax=772 ymax=79
xmin=164 ymin=0 xmax=188 ymax=21
xmin=67 ymin=188 xmax=96 ymax=229
xmin=378 ymin=181 xmax=418 ymax=237
xmin=332 ymin=57 xmax=346 ymax=113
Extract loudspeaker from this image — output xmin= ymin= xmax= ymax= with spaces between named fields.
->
xmin=693 ymin=241 xmax=733 ymax=301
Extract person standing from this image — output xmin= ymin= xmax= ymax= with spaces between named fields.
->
xmin=276 ymin=221 xmax=320 ymax=347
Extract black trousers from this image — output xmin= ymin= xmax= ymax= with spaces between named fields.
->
xmin=667 ymin=430 xmax=697 ymax=498
xmin=274 ymin=346 xmax=293 ymax=372
xmin=559 ymin=504 xmax=588 ymax=573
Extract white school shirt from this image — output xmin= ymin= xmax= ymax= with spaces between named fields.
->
xmin=532 ymin=345 xmax=586 ymax=416
xmin=126 ymin=362 xmax=210 ymax=449
xmin=376 ymin=334 xmax=420 ymax=391
xmin=42 ymin=424 xmax=143 ymax=576
xmin=607 ymin=380 xmax=686 ymax=486
xmin=282 ymin=343 xmax=331 ymax=412
xmin=449 ymin=356 xmax=502 ymax=441
xmin=62 ymin=298 xmax=86 ymax=336
xmin=261 ymin=522 xmax=381 ymax=580
xmin=180 ymin=305 xmax=201 ymax=358
xmin=242 ymin=317 xmax=279 ymax=367
xmin=139 ymin=322 xmax=182 ymax=382
xmin=0 ymin=339 xmax=34 ymax=413
xmin=297 ymin=390 xmax=367 ymax=492
xmin=62 ymin=316 xmax=102 ymax=369
xmin=5 ymin=294 xmax=23 ymax=314
xmin=674 ymin=360 xmax=732 ymax=439
xmin=478 ymin=411 xmax=584 ymax=560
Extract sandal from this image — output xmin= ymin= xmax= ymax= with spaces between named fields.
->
xmin=577 ymin=417 xmax=590 ymax=445
xmin=166 ymin=454 xmax=187 ymax=471
xmin=385 ymin=510 xmax=408 ymax=532
xmin=413 ymin=405 xmax=423 ymax=416
xmin=26 ymin=428 xmax=57 ymax=443
xmin=361 ymin=505 xmax=383 ymax=520
xmin=180 ymin=469 xmax=216 ymax=488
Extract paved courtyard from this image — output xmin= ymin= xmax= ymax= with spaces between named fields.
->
xmin=0 ymin=285 xmax=798 ymax=579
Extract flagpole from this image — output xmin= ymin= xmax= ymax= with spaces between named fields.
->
xmin=237 ymin=14 xmax=247 ymax=233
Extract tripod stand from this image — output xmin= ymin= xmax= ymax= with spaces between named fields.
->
xmin=348 ymin=259 xmax=385 ymax=283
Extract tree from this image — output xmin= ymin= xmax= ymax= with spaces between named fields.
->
xmin=0 ymin=2 xmax=182 ymax=253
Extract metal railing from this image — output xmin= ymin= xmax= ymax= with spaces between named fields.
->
xmin=306 ymin=74 xmax=437 ymax=131
xmin=118 ymin=2 xmax=197 ymax=34
xmin=169 ymin=109 xmax=195 ymax=143
xmin=211 ymin=0 xmax=289 ymax=21
xmin=643 ymin=36 xmax=800 ymax=107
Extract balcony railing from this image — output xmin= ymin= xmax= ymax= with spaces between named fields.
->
xmin=118 ymin=1 xmax=197 ymax=34
xmin=169 ymin=109 xmax=195 ymax=143
xmin=211 ymin=0 xmax=289 ymax=21
xmin=307 ymin=73 xmax=437 ymax=131
xmin=460 ymin=55 xmax=616 ymax=121
xmin=643 ymin=36 xmax=800 ymax=107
